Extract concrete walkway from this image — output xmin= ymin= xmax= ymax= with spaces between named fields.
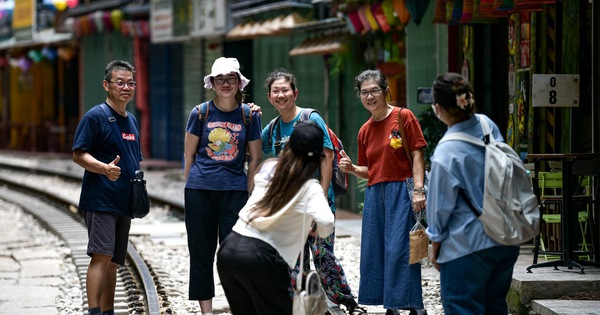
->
xmin=0 ymin=203 xmax=76 ymax=315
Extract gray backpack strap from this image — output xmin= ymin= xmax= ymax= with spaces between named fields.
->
xmin=266 ymin=116 xmax=282 ymax=156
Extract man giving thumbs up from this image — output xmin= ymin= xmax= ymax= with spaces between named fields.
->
xmin=72 ymin=60 xmax=142 ymax=315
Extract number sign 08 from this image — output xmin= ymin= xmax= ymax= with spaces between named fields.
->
xmin=532 ymin=74 xmax=579 ymax=107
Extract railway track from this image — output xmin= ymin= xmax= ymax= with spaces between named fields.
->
xmin=0 ymin=154 xmax=379 ymax=315
xmin=0 ymin=162 xmax=162 ymax=314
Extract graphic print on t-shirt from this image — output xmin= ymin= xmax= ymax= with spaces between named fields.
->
xmin=206 ymin=121 xmax=242 ymax=161
xmin=121 ymin=133 xmax=136 ymax=141
xmin=389 ymin=129 xmax=402 ymax=149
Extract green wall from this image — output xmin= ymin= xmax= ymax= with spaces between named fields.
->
xmin=81 ymin=33 xmax=134 ymax=112
xmin=405 ymin=3 xmax=448 ymax=118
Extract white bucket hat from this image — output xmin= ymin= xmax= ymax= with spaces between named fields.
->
xmin=203 ymin=57 xmax=250 ymax=90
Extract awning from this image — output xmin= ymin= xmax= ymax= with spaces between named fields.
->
xmin=287 ymin=17 xmax=348 ymax=56
xmin=289 ymin=35 xmax=347 ymax=56
xmin=0 ymin=29 xmax=73 ymax=51
xmin=226 ymin=12 xmax=308 ymax=40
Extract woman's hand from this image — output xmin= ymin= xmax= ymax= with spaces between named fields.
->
xmin=247 ymin=102 xmax=262 ymax=116
xmin=412 ymin=190 xmax=426 ymax=212
xmin=339 ymin=150 xmax=368 ymax=179
xmin=339 ymin=150 xmax=354 ymax=173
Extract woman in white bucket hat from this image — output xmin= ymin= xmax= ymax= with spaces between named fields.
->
xmin=183 ymin=57 xmax=262 ymax=315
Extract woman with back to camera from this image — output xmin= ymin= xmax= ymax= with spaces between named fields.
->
xmin=261 ymin=68 xmax=364 ymax=314
xmin=426 ymin=73 xmax=519 ymax=315
xmin=183 ymin=57 xmax=262 ymax=315
xmin=339 ymin=69 xmax=428 ymax=315
xmin=216 ymin=120 xmax=335 ymax=315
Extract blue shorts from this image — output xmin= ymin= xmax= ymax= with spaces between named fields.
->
xmin=84 ymin=211 xmax=131 ymax=265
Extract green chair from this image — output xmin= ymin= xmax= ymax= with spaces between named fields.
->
xmin=535 ymin=172 xmax=591 ymax=261
xmin=538 ymin=213 xmax=561 ymax=260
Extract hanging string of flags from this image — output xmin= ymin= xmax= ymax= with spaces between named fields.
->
xmin=63 ymin=9 xmax=150 ymax=38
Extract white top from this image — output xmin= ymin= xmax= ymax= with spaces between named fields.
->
xmin=232 ymin=159 xmax=335 ymax=267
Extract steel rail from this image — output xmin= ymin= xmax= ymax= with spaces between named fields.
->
xmin=0 ymin=165 xmax=161 ymax=314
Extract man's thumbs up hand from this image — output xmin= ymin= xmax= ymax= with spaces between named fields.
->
xmin=105 ymin=155 xmax=121 ymax=181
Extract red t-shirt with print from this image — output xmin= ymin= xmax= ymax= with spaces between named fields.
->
xmin=357 ymin=106 xmax=427 ymax=186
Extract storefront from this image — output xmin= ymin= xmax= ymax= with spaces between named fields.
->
xmin=0 ymin=0 xmax=78 ymax=152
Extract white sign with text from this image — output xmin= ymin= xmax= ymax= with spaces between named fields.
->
xmin=532 ymin=74 xmax=579 ymax=107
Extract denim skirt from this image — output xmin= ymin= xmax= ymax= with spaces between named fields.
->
xmin=358 ymin=181 xmax=424 ymax=310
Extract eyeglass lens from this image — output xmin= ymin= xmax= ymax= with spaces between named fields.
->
xmin=110 ymin=81 xmax=136 ymax=88
xmin=360 ymin=88 xmax=382 ymax=98
xmin=214 ymin=77 xmax=238 ymax=85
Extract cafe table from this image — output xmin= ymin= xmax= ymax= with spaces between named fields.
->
xmin=526 ymin=152 xmax=600 ymax=274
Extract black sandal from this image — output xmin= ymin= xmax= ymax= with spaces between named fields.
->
xmin=347 ymin=304 xmax=368 ymax=315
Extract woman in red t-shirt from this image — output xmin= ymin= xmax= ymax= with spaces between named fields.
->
xmin=339 ymin=69 xmax=428 ymax=315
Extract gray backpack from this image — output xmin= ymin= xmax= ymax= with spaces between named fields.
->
xmin=438 ymin=114 xmax=540 ymax=245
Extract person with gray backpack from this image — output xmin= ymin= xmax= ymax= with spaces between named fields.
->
xmin=426 ymin=73 xmax=523 ymax=315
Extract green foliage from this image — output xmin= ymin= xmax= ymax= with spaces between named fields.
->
xmin=506 ymin=287 xmax=530 ymax=315
xmin=418 ymin=107 xmax=446 ymax=166
xmin=328 ymin=50 xmax=352 ymax=77
xmin=356 ymin=177 xmax=367 ymax=214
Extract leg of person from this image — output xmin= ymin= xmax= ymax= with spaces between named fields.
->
xmin=99 ymin=262 xmax=118 ymax=311
xmin=100 ymin=214 xmax=131 ymax=313
xmin=216 ymin=190 xmax=248 ymax=244
xmin=287 ymin=265 xmax=295 ymax=300
xmin=382 ymin=181 xmax=423 ymax=311
xmin=358 ymin=184 xmax=386 ymax=306
xmin=86 ymin=253 xmax=113 ymax=314
xmin=439 ymin=249 xmax=495 ymax=315
xmin=484 ymin=246 xmax=520 ymax=315
xmin=214 ymin=190 xmax=248 ymax=315
xmin=185 ymin=189 xmax=219 ymax=313
xmin=250 ymin=249 xmax=292 ymax=315
xmin=84 ymin=211 xmax=125 ymax=314
xmin=199 ymin=300 xmax=213 ymax=315
xmin=289 ymin=240 xmax=311 ymax=295
xmin=218 ymin=232 xmax=292 ymax=314
xmin=225 ymin=232 xmax=293 ymax=314
xmin=309 ymin=228 xmax=364 ymax=314
xmin=217 ymin=232 xmax=259 ymax=315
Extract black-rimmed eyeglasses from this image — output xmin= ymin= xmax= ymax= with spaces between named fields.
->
xmin=213 ymin=77 xmax=239 ymax=85
xmin=360 ymin=88 xmax=383 ymax=98
xmin=108 ymin=81 xmax=137 ymax=88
